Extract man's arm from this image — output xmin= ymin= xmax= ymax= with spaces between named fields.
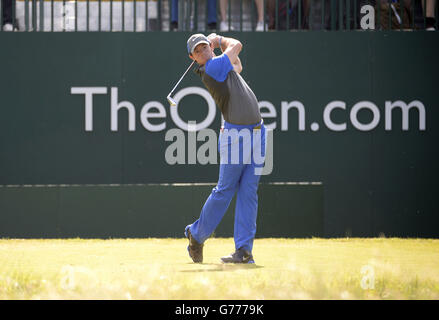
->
xmin=208 ymin=34 xmax=243 ymax=73
xmin=231 ymin=56 xmax=243 ymax=74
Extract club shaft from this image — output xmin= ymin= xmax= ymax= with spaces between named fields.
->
xmin=168 ymin=61 xmax=195 ymax=96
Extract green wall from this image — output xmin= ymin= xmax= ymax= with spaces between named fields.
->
xmin=0 ymin=32 xmax=437 ymax=238
xmin=0 ymin=184 xmax=323 ymax=238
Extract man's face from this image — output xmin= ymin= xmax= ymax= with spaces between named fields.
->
xmin=189 ymin=43 xmax=214 ymax=66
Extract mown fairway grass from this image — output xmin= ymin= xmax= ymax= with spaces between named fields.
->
xmin=0 ymin=238 xmax=438 ymax=299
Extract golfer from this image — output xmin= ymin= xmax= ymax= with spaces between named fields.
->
xmin=184 ymin=33 xmax=266 ymax=264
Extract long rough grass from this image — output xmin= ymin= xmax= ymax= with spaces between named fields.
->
xmin=0 ymin=238 xmax=438 ymax=300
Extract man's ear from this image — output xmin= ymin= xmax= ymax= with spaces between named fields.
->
xmin=188 ymin=54 xmax=194 ymax=61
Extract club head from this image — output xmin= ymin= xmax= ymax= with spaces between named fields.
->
xmin=167 ymin=95 xmax=177 ymax=107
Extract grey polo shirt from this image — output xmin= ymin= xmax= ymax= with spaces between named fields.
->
xmin=194 ymin=54 xmax=261 ymax=126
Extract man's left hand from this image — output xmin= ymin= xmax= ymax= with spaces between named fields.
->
xmin=207 ymin=33 xmax=220 ymax=49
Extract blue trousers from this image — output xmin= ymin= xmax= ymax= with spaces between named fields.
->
xmin=171 ymin=0 xmax=217 ymax=24
xmin=187 ymin=120 xmax=266 ymax=253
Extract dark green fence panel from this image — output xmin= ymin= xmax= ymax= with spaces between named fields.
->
xmin=0 ymin=31 xmax=438 ymax=238
xmin=0 ymin=184 xmax=324 ymax=238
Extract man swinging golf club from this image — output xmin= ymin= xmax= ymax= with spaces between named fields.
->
xmin=184 ymin=33 xmax=266 ymax=264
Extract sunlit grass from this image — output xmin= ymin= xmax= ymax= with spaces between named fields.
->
xmin=0 ymin=238 xmax=438 ymax=299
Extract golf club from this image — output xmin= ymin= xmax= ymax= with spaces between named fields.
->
xmin=167 ymin=60 xmax=196 ymax=107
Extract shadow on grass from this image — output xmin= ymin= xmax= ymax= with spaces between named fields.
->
xmin=180 ymin=263 xmax=264 ymax=273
